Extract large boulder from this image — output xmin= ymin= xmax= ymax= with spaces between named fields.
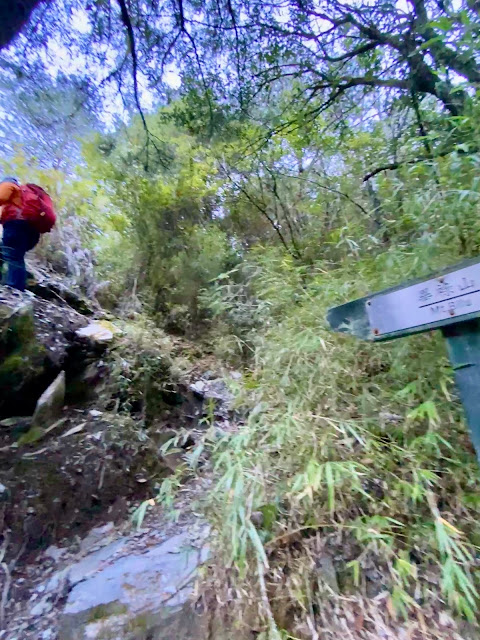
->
xmin=0 ymin=285 xmax=87 ymax=418
xmin=27 ymin=263 xmax=95 ymax=316
xmin=58 ymin=530 xmax=210 ymax=640
xmin=0 ymin=297 xmax=48 ymax=417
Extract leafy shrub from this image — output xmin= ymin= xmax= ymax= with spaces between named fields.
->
xmin=203 ymin=221 xmax=480 ymax=636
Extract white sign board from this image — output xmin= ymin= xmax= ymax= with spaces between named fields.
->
xmin=366 ymin=262 xmax=480 ymax=336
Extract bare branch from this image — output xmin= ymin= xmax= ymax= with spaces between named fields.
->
xmin=177 ymin=0 xmax=215 ymax=135
xmin=222 ymin=164 xmax=298 ymax=257
xmin=117 ymin=0 xmax=167 ymax=168
xmin=362 ymin=145 xmax=479 ymax=182
xmin=273 ymin=170 xmax=371 ymax=217
xmin=117 ymin=0 xmax=147 ymax=131
xmin=311 ymin=76 xmax=411 ymax=94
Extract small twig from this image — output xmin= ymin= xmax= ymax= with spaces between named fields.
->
xmin=116 ymin=0 xmax=167 ymax=169
xmin=274 ymin=169 xmax=371 ymax=217
xmin=362 ymin=145 xmax=479 ymax=182
xmin=22 ymin=446 xmax=50 ymax=458
xmin=116 ymin=0 xmax=148 ymax=135
xmin=0 ymin=535 xmax=24 ymax=629
xmin=257 ymin=557 xmax=281 ymax=639
xmin=0 ymin=561 xmax=11 ymax=627
xmin=0 ymin=534 xmax=9 ymax=565
xmin=98 ymin=461 xmax=106 ymax=490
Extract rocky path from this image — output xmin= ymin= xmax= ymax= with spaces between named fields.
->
xmin=2 ymin=477 xmax=212 ymax=640
xmin=0 ymin=280 xmax=240 ymax=640
xmin=0 ymin=372 xmax=238 ymax=640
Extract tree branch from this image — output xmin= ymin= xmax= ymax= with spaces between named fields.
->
xmin=311 ymin=76 xmax=411 ymax=94
xmin=412 ymin=0 xmax=480 ymax=83
xmin=177 ymin=0 xmax=215 ymax=136
xmin=362 ymin=145 xmax=478 ymax=182
xmin=320 ymin=41 xmax=378 ymax=63
xmin=117 ymin=0 xmax=147 ymax=132
xmin=273 ymin=170 xmax=371 ymax=217
xmin=222 ymin=165 xmax=297 ymax=257
xmin=117 ymin=0 xmax=167 ymax=169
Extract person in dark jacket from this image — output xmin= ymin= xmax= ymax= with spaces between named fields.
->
xmin=0 ymin=177 xmax=40 ymax=291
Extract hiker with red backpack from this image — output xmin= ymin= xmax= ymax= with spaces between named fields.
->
xmin=0 ymin=177 xmax=56 ymax=291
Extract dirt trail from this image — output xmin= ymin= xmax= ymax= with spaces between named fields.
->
xmin=0 ymin=279 xmax=240 ymax=640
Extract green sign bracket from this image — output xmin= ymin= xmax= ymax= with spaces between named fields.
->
xmin=326 ymin=257 xmax=480 ymax=462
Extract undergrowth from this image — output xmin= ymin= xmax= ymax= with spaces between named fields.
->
xmin=200 ymin=241 xmax=480 ymax=639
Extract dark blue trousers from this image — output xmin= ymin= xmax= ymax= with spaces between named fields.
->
xmin=1 ymin=220 xmax=40 ymax=291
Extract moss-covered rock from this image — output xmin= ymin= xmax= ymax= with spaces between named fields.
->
xmin=0 ymin=302 xmax=35 ymax=354
xmin=0 ymin=341 xmax=47 ymax=391
xmin=0 ymin=286 xmax=89 ymax=418
xmin=0 ymin=301 xmax=49 ymax=416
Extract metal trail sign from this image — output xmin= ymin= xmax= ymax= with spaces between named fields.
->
xmin=326 ymin=257 xmax=480 ymax=461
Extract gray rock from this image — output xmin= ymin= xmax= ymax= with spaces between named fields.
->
xmin=30 ymin=596 xmax=53 ymax=617
xmin=205 ymin=379 xmax=232 ymax=402
xmin=43 ymin=567 xmax=70 ymax=594
xmin=32 ymin=371 xmax=66 ymax=429
xmin=190 ymin=380 xmax=206 ymax=399
xmin=190 ymin=378 xmax=233 ymax=412
xmin=44 ymin=545 xmax=66 ymax=563
xmin=0 ymin=298 xmax=48 ymax=416
xmin=75 ymin=322 xmax=114 ymax=343
xmin=40 ymin=537 xmax=127 ymax=599
xmin=28 ymin=274 xmax=94 ymax=316
xmin=68 ymin=538 xmax=127 ymax=587
xmin=0 ymin=300 xmax=34 ymax=350
xmin=79 ymin=522 xmax=115 ymax=554
xmin=58 ymin=532 xmax=209 ymax=640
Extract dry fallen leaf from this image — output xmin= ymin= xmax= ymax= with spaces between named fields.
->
xmin=386 ymin=596 xmax=396 ymax=619
xmin=354 ymin=611 xmax=364 ymax=632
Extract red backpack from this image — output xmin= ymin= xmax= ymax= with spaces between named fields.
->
xmin=20 ymin=184 xmax=56 ymax=233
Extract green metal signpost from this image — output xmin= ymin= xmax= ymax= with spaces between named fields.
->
xmin=326 ymin=257 xmax=480 ymax=461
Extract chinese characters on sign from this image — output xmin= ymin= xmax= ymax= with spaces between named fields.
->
xmin=366 ymin=264 xmax=480 ymax=336
xmin=326 ymin=258 xmax=480 ymax=464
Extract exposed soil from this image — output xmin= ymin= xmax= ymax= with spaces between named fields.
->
xmin=0 ymin=273 xmax=241 ymax=640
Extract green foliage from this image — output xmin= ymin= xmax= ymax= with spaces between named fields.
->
xmin=5 ymin=19 xmax=480 ymax=631
xmin=105 ymin=318 xmax=176 ymax=423
xmin=83 ymin=115 xmax=235 ymax=327
xmin=201 ymin=172 xmax=480 ymax=632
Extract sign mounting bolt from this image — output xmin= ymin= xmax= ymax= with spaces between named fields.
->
xmin=449 ymin=309 xmax=455 ymax=316
xmin=373 ymin=328 xmax=380 ymax=335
